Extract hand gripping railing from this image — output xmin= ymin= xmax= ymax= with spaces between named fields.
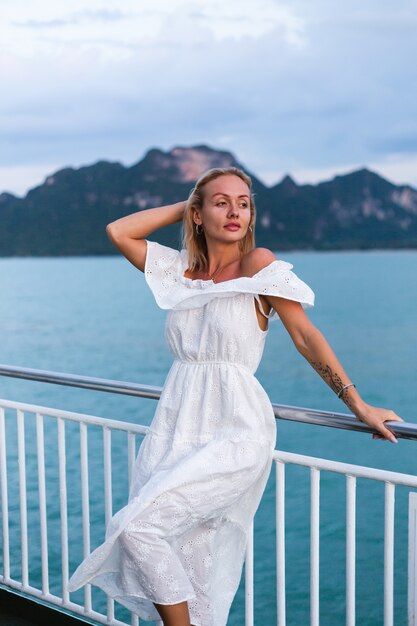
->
xmin=0 ymin=363 xmax=415 ymax=439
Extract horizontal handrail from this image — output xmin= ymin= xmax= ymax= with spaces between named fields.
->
xmin=0 ymin=398 xmax=149 ymax=433
xmin=273 ymin=449 xmax=417 ymax=486
xmin=0 ymin=363 xmax=416 ymax=440
xmin=0 ymin=364 xmax=161 ymax=399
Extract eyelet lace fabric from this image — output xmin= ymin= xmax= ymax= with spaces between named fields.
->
xmin=67 ymin=240 xmax=315 ymax=626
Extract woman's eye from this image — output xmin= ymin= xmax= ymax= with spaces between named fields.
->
xmin=216 ymin=201 xmax=248 ymax=207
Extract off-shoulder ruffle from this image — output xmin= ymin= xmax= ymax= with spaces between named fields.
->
xmin=143 ymin=239 xmax=315 ymax=321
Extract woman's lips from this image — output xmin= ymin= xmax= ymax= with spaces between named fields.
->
xmin=224 ymin=224 xmax=240 ymax=231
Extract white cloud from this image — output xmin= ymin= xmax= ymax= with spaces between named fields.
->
xmin=0 ymin=0 xmax=416 ymax=195
xmin=2 ymin=0 xmax=304 ymax=57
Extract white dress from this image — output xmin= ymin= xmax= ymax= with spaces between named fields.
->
xmin=68 ymin=240 xmax=315 ymax=626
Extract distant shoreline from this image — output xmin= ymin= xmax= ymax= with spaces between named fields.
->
xmin=2 ymin=247 xmax=417 ymax=260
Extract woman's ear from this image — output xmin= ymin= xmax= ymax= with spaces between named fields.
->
xmin=192 ymin=208 xmax=202 ymax=225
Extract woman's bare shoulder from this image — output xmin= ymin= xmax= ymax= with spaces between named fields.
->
xmin=241 ymin=247 xmax=278 ymax=277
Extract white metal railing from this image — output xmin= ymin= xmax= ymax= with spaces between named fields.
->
xmin=271 ymin=451 xmax=417 ymax=626
xmin=0 ymin=366 xmax=416 ymax=625
xmin=0 ymin=398 xmax=147 ymax=626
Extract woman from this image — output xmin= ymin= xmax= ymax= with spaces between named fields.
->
xmin=68 ymin=166 xmax=403 ymax=626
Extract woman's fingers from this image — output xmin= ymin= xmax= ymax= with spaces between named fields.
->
xmin=363 ymin=408 xmax=404 ymax=443
xmin=375 ymin=415 xmax=400 ymax=442
xmin=357 ymin=406 xmax=404 ymax=443
xmin=376 ymin=415 xmax=404 ymax=442
xmin=372 ymin=432 xmax=396 ymax=442
xmin=377 ymin=425 xmax=398 ymax=443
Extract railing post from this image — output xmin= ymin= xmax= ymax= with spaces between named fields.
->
xmin=384 ymin=482 xmax=395 ymax=626
xmin=103 ymin=425 xmax=115 ymax=622
xmin=409 ymin=492 xmax=417 ymax=626
xmin=276 ymin=460 xmax=286 ymax=626
xmin=0 ymin=407 xmax=10 ymax=582
xmin=79 ymin=420 xmax=92 ymax=613
xmin=310 ymin=467 xmax=320 ymax=626
xmin=346 ymin=475 xmax=356 ymax=626
xmin=36 ymin=412 xmax=49 ymax=596
xmin=57 ymin=417 xmax=69 ymax=603
xmin=17 ymin=409 xmax=29 ymax=589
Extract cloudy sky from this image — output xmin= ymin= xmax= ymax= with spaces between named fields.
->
xmin=1 ymin=0 xmax=417 ymax=196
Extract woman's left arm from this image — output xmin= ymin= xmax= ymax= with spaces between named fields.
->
xmin=265 ymin=296 xmax=404 ymax=443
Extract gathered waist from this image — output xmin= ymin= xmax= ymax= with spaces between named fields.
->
xmin=173 ymin=358 xmax=255 ymax=376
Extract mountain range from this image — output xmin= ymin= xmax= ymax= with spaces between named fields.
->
xmin=1 ymin=144 xmax=417 ymax=255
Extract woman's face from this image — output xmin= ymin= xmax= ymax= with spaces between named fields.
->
xmin=196 ymin=174 xmax=252 ymax=244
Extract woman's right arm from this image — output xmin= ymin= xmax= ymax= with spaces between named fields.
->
xmin=106 ymin=201 xmax=186 ymax=272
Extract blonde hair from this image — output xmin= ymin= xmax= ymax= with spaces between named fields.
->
xmin=180 ymin=166 xmax=257 ymax=272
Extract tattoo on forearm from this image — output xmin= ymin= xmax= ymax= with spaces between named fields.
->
xmin=307 ymin=358 xmax=355 ymax=411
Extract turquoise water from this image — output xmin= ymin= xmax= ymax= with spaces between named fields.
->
xmin=0 ymin=250 xmax=416 ymax=625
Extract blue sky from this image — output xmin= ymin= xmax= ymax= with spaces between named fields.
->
xmin=1 ymin=0 xmax=417 ymax=196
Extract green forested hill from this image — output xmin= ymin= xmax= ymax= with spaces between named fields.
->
xmin=1 ymin=144 xmax=417 ymax=255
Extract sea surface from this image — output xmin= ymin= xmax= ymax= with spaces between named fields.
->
xmin=0 ymin=250 xmax=416 ymax=626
